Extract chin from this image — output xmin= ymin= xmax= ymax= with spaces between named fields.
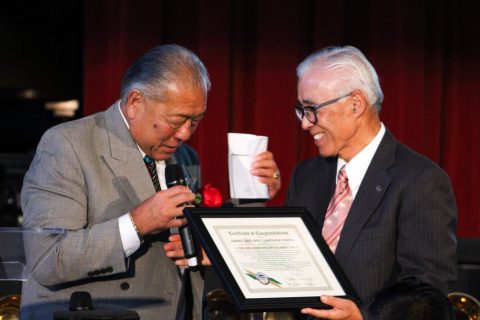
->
xmin=317 ymin=149 xmax=335 ymax=158
xmin=152 ymin=151 xmax=173 ymax=161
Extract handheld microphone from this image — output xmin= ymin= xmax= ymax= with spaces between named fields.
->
xmin=165 ymin=164 xmax=198 ymax=271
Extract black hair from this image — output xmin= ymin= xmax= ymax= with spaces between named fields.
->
xmin=368 ymin=278 xmax=455 ymax=320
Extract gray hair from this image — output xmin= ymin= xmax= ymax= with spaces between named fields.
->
xmin=120 ymin=44 xmax=211 ymax=103
xmin=297 ymin=46 xmax=384 ymax=112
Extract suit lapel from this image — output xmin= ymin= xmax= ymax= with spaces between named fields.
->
xmin=335 ymin=130 xmax=397 ymax=262
xmin=101 ymin=104 xmax=156 ymax=207
xmin=313 ymin=158 xmax=338 ymax=226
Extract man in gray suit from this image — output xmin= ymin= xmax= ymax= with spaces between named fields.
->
xmin=20 ymin=44 xmax=281 ymax=319
xmin=290 ymin=46 xmax=457 ymax=319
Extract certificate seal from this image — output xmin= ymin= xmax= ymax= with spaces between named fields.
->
xmin=255 ymin=272 xmax=270 ymax=285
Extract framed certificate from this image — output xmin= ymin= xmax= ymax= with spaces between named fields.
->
xmin=183 ymin=207 xmax=360 ymax=312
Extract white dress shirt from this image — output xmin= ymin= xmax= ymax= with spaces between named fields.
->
xmin=336 ymin=123 xmax=386 ymax=200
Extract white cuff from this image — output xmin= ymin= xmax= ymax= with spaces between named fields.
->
xmin=118 ymin=213 xmax=141 ymax=257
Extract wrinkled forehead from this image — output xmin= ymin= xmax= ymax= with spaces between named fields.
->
xmin=297 ymin=69 xmax=345 ymax=102
xmin=159 ymin=85 xmax=207 ymax=115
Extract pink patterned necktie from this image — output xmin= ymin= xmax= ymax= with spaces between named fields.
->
xmin=322 ymin=166 xmax=353 ymax=253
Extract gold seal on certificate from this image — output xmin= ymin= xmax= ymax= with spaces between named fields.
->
xmin=183 ymin=207 xmax=360 ymax=313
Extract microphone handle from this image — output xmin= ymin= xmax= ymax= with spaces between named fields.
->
xmin=179 ymin=224 xmax=198 ymax=271
xmin=165 ymin=164 xmax=198 ymax=270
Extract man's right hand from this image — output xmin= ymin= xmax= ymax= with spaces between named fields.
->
xmin=301 ymin=296 xmax=363 ymax=320
xmin=129 ymin=185 xmax=195 ymax=235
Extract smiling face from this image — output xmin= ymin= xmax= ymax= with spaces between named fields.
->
xmin=125 ymin=81 xmax=206 ymax=161
xmin=297 ymin=69 xmax=360 ymax=161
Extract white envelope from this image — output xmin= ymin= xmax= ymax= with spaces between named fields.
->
xmin=228 ymin=133 xmax=269 ymax=199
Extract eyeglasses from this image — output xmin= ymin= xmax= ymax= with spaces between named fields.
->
xmin=294 ymin=92 xmax=353 ymax=124
xmin=163 ymin=114 xmax=204 ymax=130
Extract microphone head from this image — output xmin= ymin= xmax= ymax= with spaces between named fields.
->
xmin=165 ymin=164 xmax=187 ymax=188
xmin=69 ymin=291 xmax=93 ymax=311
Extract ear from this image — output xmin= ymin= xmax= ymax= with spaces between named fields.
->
xmin=125 ymin=90 xmax=143 ymax=119
xmin=350 ymin=91 xmax=368 ymax=118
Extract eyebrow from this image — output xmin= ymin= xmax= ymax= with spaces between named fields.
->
xmin=175 ymin=111 xmax=206 ymax=120
xmin=299 ymin=99 xmax=315 ymax=106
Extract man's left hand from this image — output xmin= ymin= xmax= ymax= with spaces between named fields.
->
xmin=164 ymin=233 xmax=211 ymax=266
xmin=301 ymin=296 xmax=363 ymax=320
xmin=251 ymin=151 xmax=281 ymax=198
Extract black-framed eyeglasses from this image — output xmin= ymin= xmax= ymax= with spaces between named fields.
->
xmin=294 ymin=92 xmax=353 ymax=124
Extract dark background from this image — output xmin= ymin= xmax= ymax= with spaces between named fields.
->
xmin=0 ymin=1 xmax=83 ymax=153
xmin=0 ymin=1 xmax=82 ymax=230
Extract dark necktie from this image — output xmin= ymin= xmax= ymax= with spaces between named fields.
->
xmin=143 ymin=155 xmax=161 ymax=192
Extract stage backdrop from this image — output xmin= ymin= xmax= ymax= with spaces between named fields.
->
xmin=84 ymin=0 xmax=480 ymax=237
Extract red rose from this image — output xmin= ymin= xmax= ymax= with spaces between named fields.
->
xmin=196 ymin=183 xmax=223 ymax=207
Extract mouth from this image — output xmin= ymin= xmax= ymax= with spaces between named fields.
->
xmin=162 ymin=140 xmax=183 ymax=153
xmin=313 ymin=132 xmax=325 ymax=141
xmin=162 ymin=145 xmax=177 ymax=153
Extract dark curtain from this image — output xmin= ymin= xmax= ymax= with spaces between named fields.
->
xmin=84 ymin=0 xmax=480 ymax=237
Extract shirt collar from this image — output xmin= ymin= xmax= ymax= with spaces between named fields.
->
xmin=118 ymin=100 xmax=129 ymax=129
xmin=118 ymin=100 xmax=149 ymax=159
xmin=337 ymin=122 xmax=386 ymax=199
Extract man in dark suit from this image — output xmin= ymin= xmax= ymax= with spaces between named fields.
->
xmin=291 ymin=46 xmax=457 ymax=319
xmin=20 ymin=44 xmax=281 ymax=319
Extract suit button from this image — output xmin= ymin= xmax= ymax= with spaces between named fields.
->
xmin=120 ymin=282 xmax=130 ymax=290
xmin=87 ymin=272 xmax=94 ymax=277
xmin=106 ymin=267 xmax=113 ymax=273
xmin=93 ymin=270 xmax=101 ymax=276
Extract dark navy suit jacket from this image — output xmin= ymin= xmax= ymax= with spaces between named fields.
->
xmin=286 ymin=129 xmax=457 ymax=313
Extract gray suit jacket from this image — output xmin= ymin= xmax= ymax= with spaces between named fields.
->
xmin=286 ymin=129 xmax=457 ymax=314
xmin=20 ymin=103 xmax=204 ymax=320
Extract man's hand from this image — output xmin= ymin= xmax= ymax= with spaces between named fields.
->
xmin=301 ymin=296 xmax=363 ymax=320
xmin=130 ymin=185 xmax=195 ymax=235
xmin=164 ymin=233 xmax=211 ymax=266
xmin=251 ymin=151 xmax=281 ymax=198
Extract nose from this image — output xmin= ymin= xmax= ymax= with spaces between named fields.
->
xmin=300 ymin=116 xmax=313 ymax=131
xmin=173 ymin=121 xmax=194 ymax=142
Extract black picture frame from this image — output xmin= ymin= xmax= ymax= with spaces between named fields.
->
xmin=183 ymin=206 xmax=360 ymax=313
